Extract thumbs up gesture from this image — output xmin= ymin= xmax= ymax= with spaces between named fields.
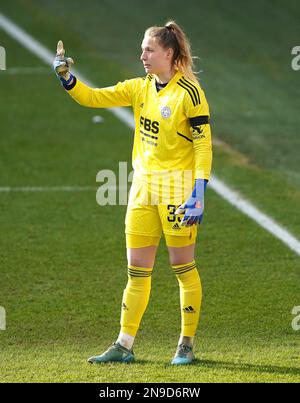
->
xmin=53 ymin=40 xmax=74 ymax=80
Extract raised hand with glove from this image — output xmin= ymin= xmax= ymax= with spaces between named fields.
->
xmin=175 ymin=178 xmax=208 ymax=227
xmin=53 ymin=40 xmax=75 ymax=87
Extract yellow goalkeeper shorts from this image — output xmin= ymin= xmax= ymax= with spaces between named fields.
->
xmin=125 ymin=172 xmax=197 ymax=248
xmin=125 ymin=203 xmax=197 ymax=248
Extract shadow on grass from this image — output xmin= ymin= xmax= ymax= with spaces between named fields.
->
xmin=104 ymin=358 xmax=300 ymax=376
xmin=197 ymin=359 xmax=300 ymax=376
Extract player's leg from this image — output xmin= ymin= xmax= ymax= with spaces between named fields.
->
xmin=168 ymin=242 xmax=195 ymax=266
xmin=117 ymin=234 xmax=160 ymax=350
xmin=88 ymin=238 xmax=159 ymax=364
xmin=127 ymin=241 xmax=158 ymax=268
xmin=88 ymin=202 xmax=161 ymax=364
xmin=118 ymin=200 xmax=162 ymax=351
xmin=167 ymin=234 xmax=201 ymax=365
xmin=118 ymin=181 xmax=162 ymax=360
xmin=120 ymin=241 xmax=157 ymax=348
xmin=159 ymin=204 xmax=201 ymax=364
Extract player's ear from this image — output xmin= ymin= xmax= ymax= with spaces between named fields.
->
xmin=166 ymin=47 xmax=174 ymax=60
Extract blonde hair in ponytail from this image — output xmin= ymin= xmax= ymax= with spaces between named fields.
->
xmin=144 ymin=20 xmax=199 ymax=84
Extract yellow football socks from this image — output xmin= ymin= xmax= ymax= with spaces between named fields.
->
xmin=120 ymin=261 xmax=201 ymax=340
xmin=172 ymin=261 xmax=202 ymax=337
xmin=120 ymin=265 xmax=152 ymax=337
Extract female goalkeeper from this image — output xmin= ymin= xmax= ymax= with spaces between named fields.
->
xmin=53 ymin=20 xmax=212 ymax=365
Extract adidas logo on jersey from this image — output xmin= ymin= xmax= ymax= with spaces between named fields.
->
xmin=172 ymin=223 xmax=181 ymax=230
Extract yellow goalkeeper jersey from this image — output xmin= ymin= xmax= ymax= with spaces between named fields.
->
xmin=67 ymin=70 xmax=212 ymax=182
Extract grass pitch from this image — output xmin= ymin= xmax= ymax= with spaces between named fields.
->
xmin=0 ymin=0 xmax=299 ymax=383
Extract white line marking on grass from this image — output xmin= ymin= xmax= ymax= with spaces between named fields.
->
xmin=0 ymin=186 xmax=97 ymax=192
xmin=210 ymin=177 xmax=300 ymax=256
xmin=4 ymin=66 xmax=51 ymax=74
xmin=1 ymin=11 xmax=300 ymax=256
xmin=0 ymin=12 xmax=135 ymax=129
xmin=0 ymin=186 xmax=126 ymax=192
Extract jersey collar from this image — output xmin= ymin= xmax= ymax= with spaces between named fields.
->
xmin=152 ymin=71 xmax=183 ymax=95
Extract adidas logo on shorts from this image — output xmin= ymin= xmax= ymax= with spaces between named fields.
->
xmin=172 ymin=223 xmax=181 ymax=230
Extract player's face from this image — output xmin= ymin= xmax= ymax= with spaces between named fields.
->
xmin=140 ymin=36 xmax=173 ymax=75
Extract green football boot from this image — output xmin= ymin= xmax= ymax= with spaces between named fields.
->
xmin=171 ymin=344 xmax=195 ymax=365
xmin=87 ymin=342 xmax=135 ymax=364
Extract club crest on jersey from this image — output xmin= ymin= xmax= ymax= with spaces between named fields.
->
xmin=160 ymin=106 xmax=171 ymax=118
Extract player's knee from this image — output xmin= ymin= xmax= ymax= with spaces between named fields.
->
xmin=167 ymin=242 xmax=195 ymax=266
xmin=126 ymin=265 xmax=153 ymax=289
xmin=126 ymin=234 xmax=159 ymax=267
xmin=172 ymin=262 xmax=201 ymax=287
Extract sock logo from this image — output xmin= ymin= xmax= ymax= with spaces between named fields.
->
xmin=183 ymin=306 xmax=195 ymax=313
xmin=122 ymin=303 xmax=128 ymax=311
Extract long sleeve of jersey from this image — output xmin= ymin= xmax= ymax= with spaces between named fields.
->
xmin=65 ymin=77 xmax=136 ymax=108
xmin=186 ymin=89 xmax=213 ymax=180
xmin=62 ymin=72 xmax=212 ymax=181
